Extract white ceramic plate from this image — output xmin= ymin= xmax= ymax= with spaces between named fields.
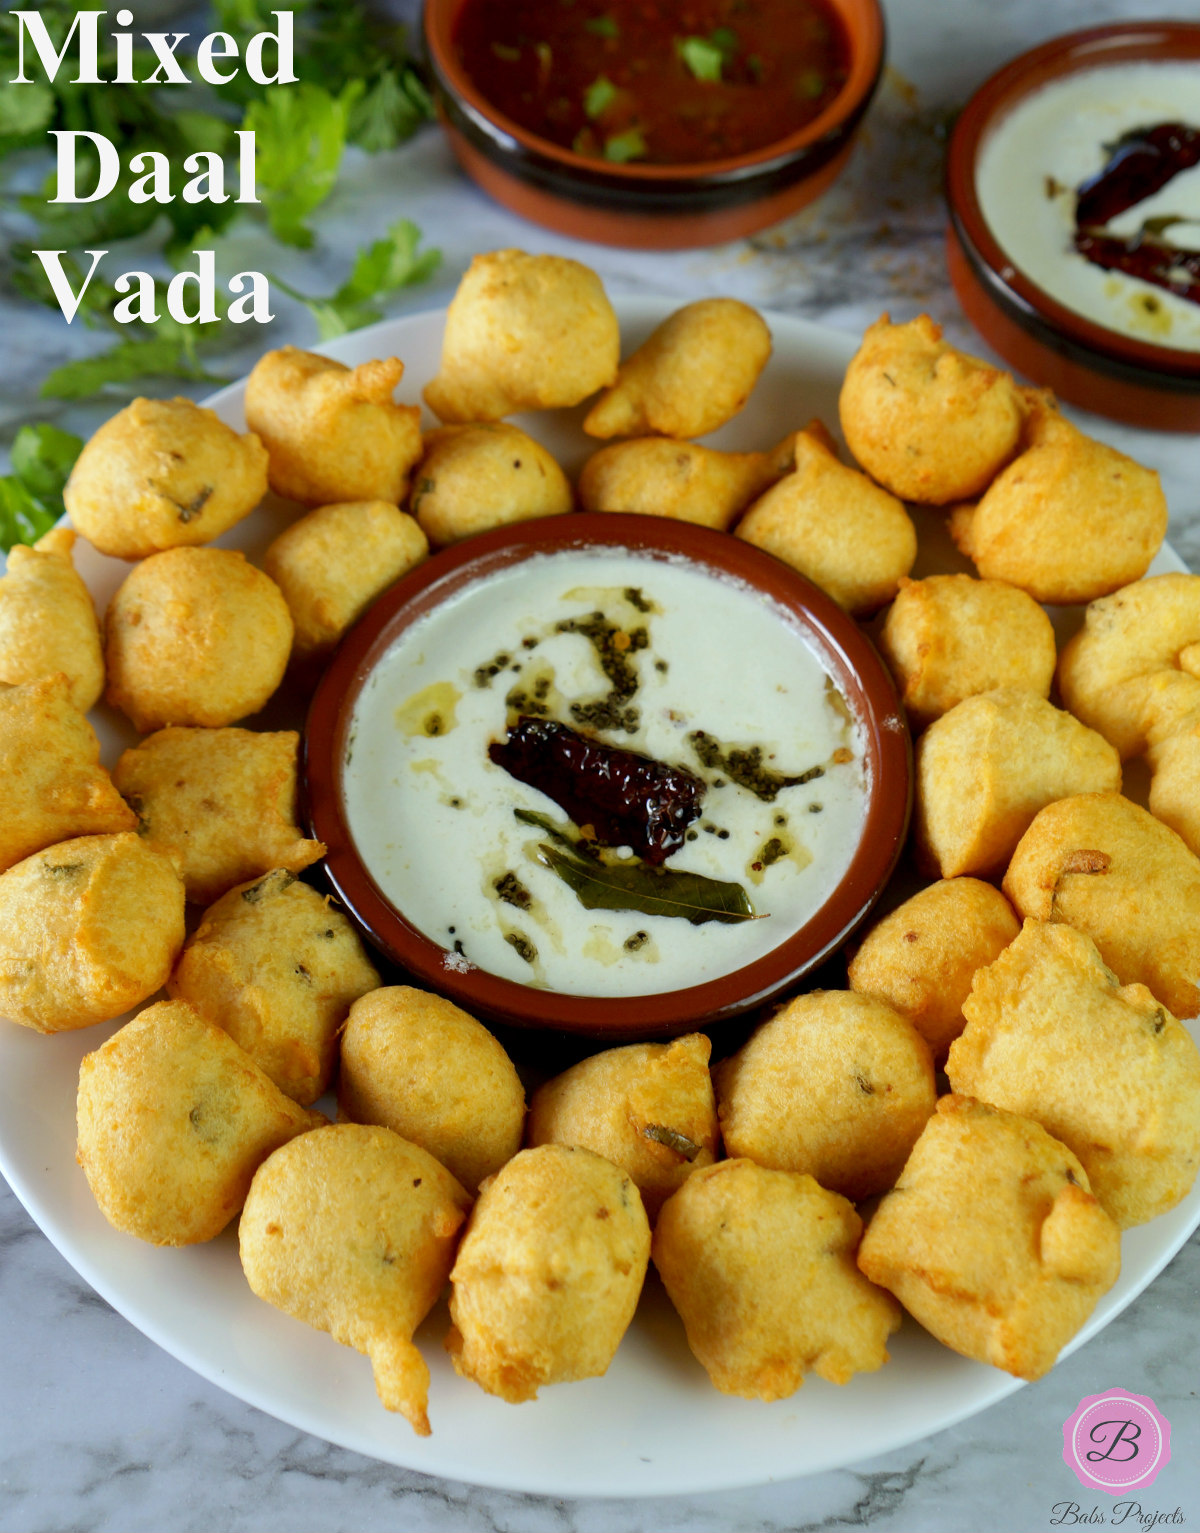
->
xmin=0 ymin=302 xmax=1195 ymax=1498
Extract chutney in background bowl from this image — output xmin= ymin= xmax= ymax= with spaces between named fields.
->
xmin=422 ymin=0 xmax=885 ymax=249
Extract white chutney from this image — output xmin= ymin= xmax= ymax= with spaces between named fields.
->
xmin=976 ymin=63 xmax=1200 ymax=351
xmin=342 ymin=549 xmax=868 ymax=997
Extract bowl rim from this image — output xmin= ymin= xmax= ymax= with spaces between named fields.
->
xmin=303 ymin=513 xmax=911 ymax=1041
xmin=422 ymin=0 xmax=886 ymax=185
xmin=946 ymin=19 xmax=1200 ymax=383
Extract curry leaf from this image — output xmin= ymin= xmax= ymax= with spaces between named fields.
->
xmin=536 ymin=843 xmax=757 ymax=925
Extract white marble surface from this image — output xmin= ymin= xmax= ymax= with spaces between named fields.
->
xmin=2 ymin=1 xmax=1198 ymax=1529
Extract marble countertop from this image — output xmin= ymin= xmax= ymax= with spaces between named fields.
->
xmin=1 ymin=1 xmax=1197 ymax=1529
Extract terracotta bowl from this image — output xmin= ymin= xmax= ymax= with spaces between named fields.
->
xmin=946 ymin=22 xmax=1200 ymax=432
xmin=303 ymin=514 xmax=910 ymax=1041
xmin=422 ymin=0 xmax=885 ymax=250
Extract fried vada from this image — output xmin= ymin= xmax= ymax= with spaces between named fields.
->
xmin=949 ymin=920 xmax=1200 ymax=1227
xmin=583 ymin=298 xmax=771 ymax=440
xmin=858 ymin=1096 xmax=1121 ymax=1380
xmin=847 ymin=877 xmax=1021 ymax=1061
xmin=446 ymin=1144 xmax=650 ymax=1403
xmin=879 ymin=573 xmax=1056 ymax=732
xmin=838 ymin=314 xmax=1024 ymax=504
xmin=0 ymin=675 xmax=135 ymax=876
xmin=424 ymin=250 xmax=619 ymax=422
xmin=170 ymin=870 xmax=380 ymax=1106
xmin=264 ymin=500 xmax=428 ymax=665
xmin=0 ymin=528 xmax=104 ymax=711
xmin=63 ymin=397 xmax=268 ymax=560
xmin=240 ymin=1124 xmax=470 ymax=1434
xmin=714 ymin=990 xmax=935 ymax=1202
xmin=949 ymin=394 xmax=1167 ymax=605
xmin=526 ymin=1033 xmax=718 ymax=1221
xmin=105 ymin=547 xmax=292 ymax=732
xmin=76 ymin=997 xmax=323 ymax=1245
xmin=0 ymin=832 xmax=184 ymax=1033
xmin=114 ymin=727 xmax=325 ymax=905
xmin=410 ymin=424 xmax=572 ymax=547
xmin=735 ymin=425 xmax=916 ymax=614
xmin=338 ymin=986 xmax=525 ymax=1192
xmin=653 ymin=1160 xmax=901 ymax=1399
xmin=244 ymin=348 xmax=422 ymax=507
xmin=1003 ymin=792 xmax=1200 ymax=1021
xmin=913 ymin=688 xmax=1121 ymax=879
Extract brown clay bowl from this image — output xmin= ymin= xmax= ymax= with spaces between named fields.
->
xmin=303 ymin=514 xmax=910 ymax=1041
xmin=422 ymin=0 xmax=885 ymax=250
xmin=946 ymin=21 xmax=1200 ymax=432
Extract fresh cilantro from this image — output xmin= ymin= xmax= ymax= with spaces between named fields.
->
xmin=585 ymin=15 xmax=619 ymax=39
xmin=584 ymin=76 xmax=618 ymax=120
xmin=245 ymin=81 xmax=363 ymax=249
xmin=0 ymin=424 xmax=83 ymax=552
xmin=272 ymin=220 xmax=441 ymax=340
xmin=39 ymin=334 xmax=226 ymax=401
xmin=678 ymin=37 xmax=725 ymax=83
xmin=604 ymin=127 xmax=646 ymax=163
xmin=797 ymin=68 xmax=826 ymax=99
xmin=211 ymin=0 xmax=434 ymax=152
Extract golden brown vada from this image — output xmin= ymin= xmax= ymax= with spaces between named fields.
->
xmin=949 ymin=396 xmax=1167 ymax=604
xmin=838 ymin=314 xmax=1024 ymax=504
xmin=913 ymin=688 xmax=1121 ymax=879
xmin=879 ymin=573 xmax=1056 ymax=731
xmin=0 ymin=675 xmax=135 ymax=876
xmin=858 ymin=1095 xmax=1121 ymax=1380
xmin=264 ymin=500 xmax=428 ymax=664
xmin=338 ymin=986 xmax=525 ymax=1192
xmin=847 ymin=877 xmax=1021 ymax=1061
xmin=446 ymin=1144 xmax=650 ymax=1403
xmin=949 ymin=921 xmax=1200 ymax=1227
xmin=713 ymin=990 xmax=935 ymax=1202
xmin=240 ymin=1123 xmax=469 ymax=1434
xmin=1003 ymin=792 xmax=1200 ymax=1020
xmin=63 ymin=397 xmax=268 ymax=560
xmin=424 ymin=250 xmax=619 ymax=422
xmin=76 ymin=997 xmax=323 ymax=1245
xmin=583 ymin=299 xmax=771 ymax=440
xmin=114 ymin=727 xmax=325 ymax=905
xmin=0 ymin=832 xmax=184 ymax=1033
xmin=577 ymin=433 xmax=793 ymax=531
xmin=410 ymin=424 xmax=572 ymax=547
xmin=244 ymin=348 xmax=422 ymax=506
xmin=526 ymin=1033 xmax=718 ymax=1221
xmin=104 ymin=548 xmax=292 ymax=732
xmin=0 ymin=528 xmax=104 ymax=711
xmin=735 ymin=426 xmax=916 ymax=614
xmin=653 ymin=1159 xmax=901 ymax=1398
xmin=170 ymin=870 xmax=380 ymax=1106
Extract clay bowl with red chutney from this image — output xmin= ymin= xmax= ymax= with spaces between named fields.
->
xmin=422 ymin=0 xmax=885 ymax=249
xmin=303 ymin=514 xmax=911 ymax=1042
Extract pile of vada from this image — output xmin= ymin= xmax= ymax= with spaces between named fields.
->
xmin=2 ymin=246 xmax=1196 ymax=1442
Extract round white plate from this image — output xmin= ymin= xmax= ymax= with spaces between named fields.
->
xmin=0 ymin=302 xmax=1195 ymax=1498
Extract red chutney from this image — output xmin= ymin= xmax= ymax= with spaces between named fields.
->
xmin=453 ymin=0 xmax=851 ymax=166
